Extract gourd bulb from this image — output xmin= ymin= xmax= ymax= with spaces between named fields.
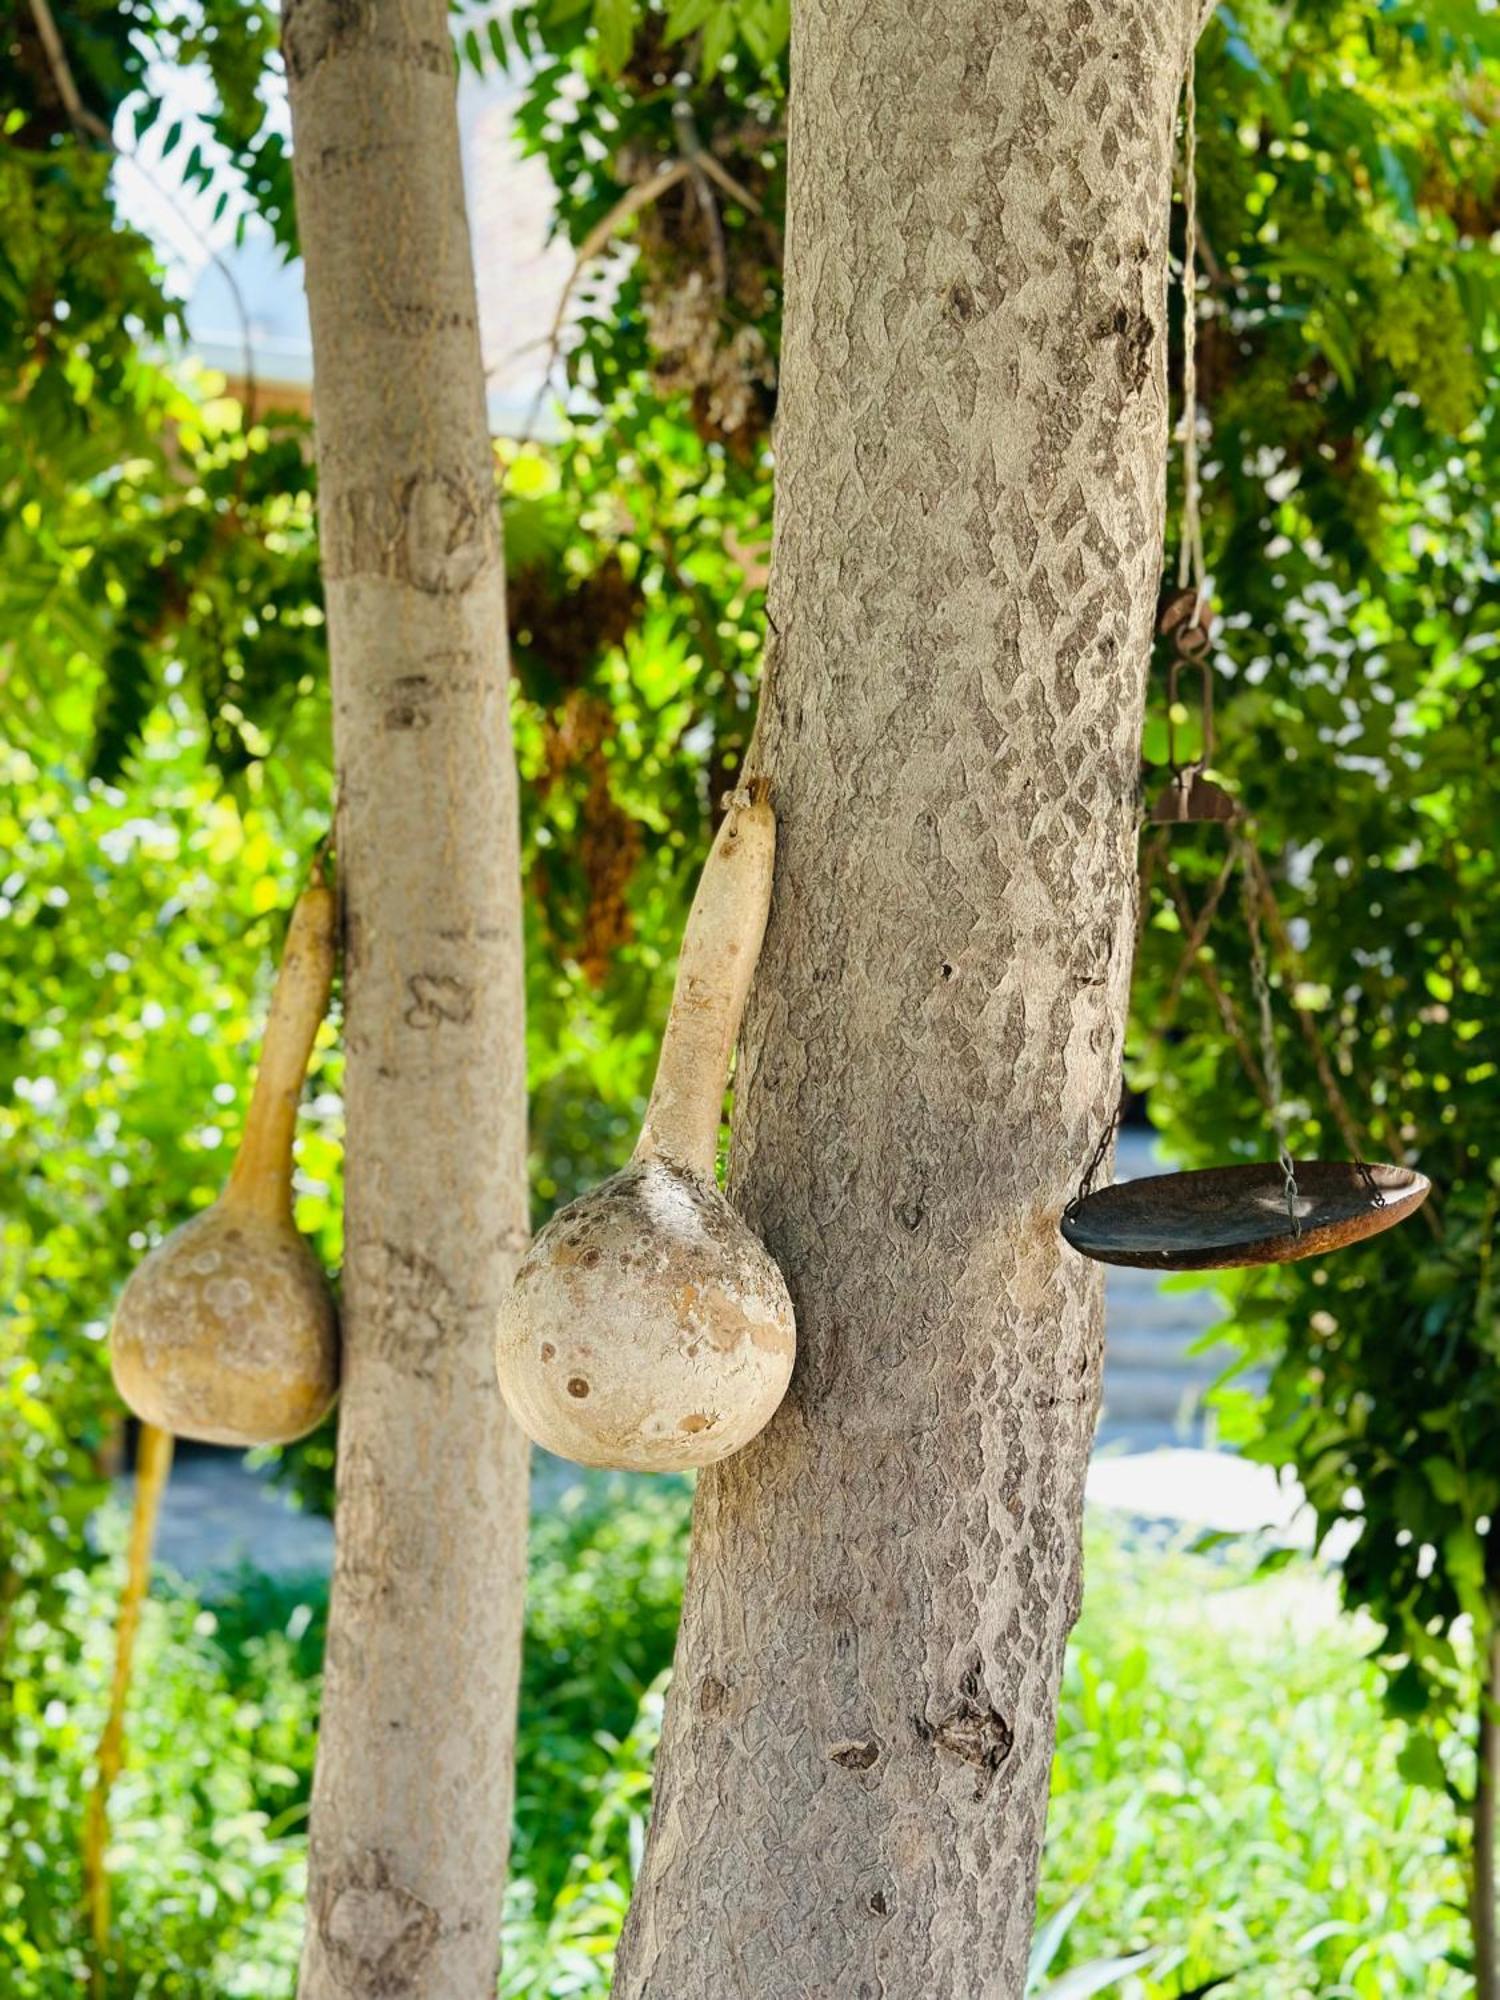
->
xmin=109 ymin=874 xmax=341 ymax=1446
xmin=110 ymin=1204 xmax=337 ymax=1447
xmin=496 ymin=787 xmax=795 ymax=1472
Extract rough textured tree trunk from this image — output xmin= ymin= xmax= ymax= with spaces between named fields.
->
xmin=612 ymin=1 xmax=1193 ymax=1993
xmin=283 ymin=5 xmax=529 ymax=1994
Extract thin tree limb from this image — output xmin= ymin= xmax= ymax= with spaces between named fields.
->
xmin=26 ymin=0 xmax=112 ymax=144
xmin=516 ymin=161 xmax=691 ymax=435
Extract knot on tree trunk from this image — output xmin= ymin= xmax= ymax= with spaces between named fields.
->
xmin=917 ymin=1666 xmax=1015 ymax=1800
xmin=313 ymin=1853 xmax=440 ymax=1994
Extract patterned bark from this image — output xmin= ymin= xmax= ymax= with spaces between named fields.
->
xmin=283 ymin=3 xmax=530 ymax=1993
xmin=612 ymin=0 xmax=1192 ymax=1992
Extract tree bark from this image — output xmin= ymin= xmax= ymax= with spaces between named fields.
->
xmin=283 ymin=5 xmax=530 ymax=1994
xmin=612 ymin=1 xmax=1193 ymax=1993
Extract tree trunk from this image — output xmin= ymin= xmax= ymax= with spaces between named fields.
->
xmin=1477 ymin=1621 xmax=1500 ymax=2000
xmin=612 ymin=1 xmax=1192 ymax=1993
xmin=283 ymin=6 xmax=529 ymax=1994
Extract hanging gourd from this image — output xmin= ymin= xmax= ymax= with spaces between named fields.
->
xmin=496 ymin=784 xmax=795 ymax=1472
xmin=1059 ymin=57 xmax=1431 ymax=1275
xmin=110 ymin=865 xmax=341 ymax=1446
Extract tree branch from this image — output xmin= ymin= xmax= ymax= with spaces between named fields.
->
xmin=26 ymin=0 xmax=113 ymax=145
xmin=516 ymin=160 xmax=691 ymax=435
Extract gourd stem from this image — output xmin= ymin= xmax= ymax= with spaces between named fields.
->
xmin=634 ymin=787 xmax=776 ymax=1182
xmin=82 ymin=1421 xmax=174 ymax=1996
xmin=226 ymin=876 xmax=338 ymax=1222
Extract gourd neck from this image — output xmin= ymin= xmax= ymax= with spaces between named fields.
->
xmin=633 ymin=788 xmax=776 ymax=1184
xmin=225 ymin=875 xmax=338 ymax=1226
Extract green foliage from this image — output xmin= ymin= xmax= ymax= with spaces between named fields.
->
xmin=1 ymin=1505 xmax=1473 ymax=1995
xmin=511 ymin=1479 xmax=691 ymax=1899
xmin=491 ymin=0 xmax=784 ymax=444
xmin=1 ymin=1533 xmax=314 ymax=1996
xmin=2 ymin=0 xmax=322 ymax=781
xmin=130 ymin=0 xmax=295 ymax=249
xmin=1045 ymin=1532 xmax=1469 ymax=1995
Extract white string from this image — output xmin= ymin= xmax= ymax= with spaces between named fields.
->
xmin=1177 ymin=55 xmax=1207 ymax=600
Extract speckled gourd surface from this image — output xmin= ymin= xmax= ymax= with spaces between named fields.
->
xmin=496 ymin=788 xmax=795 ymax=1471
xmin=109 ymin=875 xmax=341 ymax=1447
xmin=111 ymin=1203 xmax=337 ymax=1447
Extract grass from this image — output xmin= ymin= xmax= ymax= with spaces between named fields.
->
xmin=0 ymin=1490 xmax=1470 ymax=1997
xmin=1044 ymin=1528 xmax=1466 ymax=1995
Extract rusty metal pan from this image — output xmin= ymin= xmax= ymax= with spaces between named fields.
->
xmin=1060 ymin=1160 xmax=1431 ymax=1271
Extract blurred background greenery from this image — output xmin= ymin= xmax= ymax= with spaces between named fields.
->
xmin=2 ymin=0 xmax=1498 ymax=1990
xmin=2 ymin=1492 xmax=1478 ymax=1997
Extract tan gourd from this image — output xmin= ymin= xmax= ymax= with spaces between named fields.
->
xmin=496 ymin=786 xmax=795 ymax=1471
xmin=109 ymin=872 xmax=340 ymax=1446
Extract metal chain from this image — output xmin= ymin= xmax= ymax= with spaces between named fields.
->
xmin=1067 ymin=1089 xmax=1126 ymax=1218
xmin=1239 ymin=836 xmax=1301 ymax=1236
xmin=1245 ymin=845 xmax=1385 ymax=1210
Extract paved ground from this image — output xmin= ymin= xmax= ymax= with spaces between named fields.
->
xmin=129 ymin=1129 xmax=1276 ymax=1579
xmin=143 ymin=1454 xmax=335 ymax=1577
xmin=137 ymin=1440 xmax=1308 ymax=1580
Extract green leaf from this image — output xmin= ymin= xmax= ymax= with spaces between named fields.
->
xmin=664 ymin=0 xmax=717 ymax=38
xmin=1395 ymin=1733 xmax=1448 ymax=1794
xmin=1253 ymin=1545 xmax=1299 ymax=1577
xmin=591 ymin=0 xmax=637 ymax=72
xmin=699 ymin=2 xmax=736 ymax=72
xmin=1422 ymin=1457 xmax=1461 ymax=1504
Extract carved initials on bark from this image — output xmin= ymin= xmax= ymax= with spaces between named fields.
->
xmin=404 ymin=973 xmax=475 ymax=1029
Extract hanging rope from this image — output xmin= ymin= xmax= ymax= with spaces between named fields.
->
xmin=1151 ymin=53 xmax=1232 ymax=823
xmin=1177 ymin=54 xmax=1207 ymax=602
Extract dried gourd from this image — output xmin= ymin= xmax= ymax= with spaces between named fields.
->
xmin=496 ymin=787 xmax=794 ymax=1471
xmin=110 ymin=871 xmax=340 ymax=1446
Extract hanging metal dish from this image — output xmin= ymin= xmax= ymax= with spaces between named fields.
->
xmin=1060 ymin=837 xmax=1433 ymax=1273
xmin=1063 ymin=121 xmax=1436 ymax=1280
xmin=1061 ymin=1159 xmax=1431 ymax=1272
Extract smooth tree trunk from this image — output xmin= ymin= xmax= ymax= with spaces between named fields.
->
xmin=1477 ymin=1621 xmax=1500 ymax=2000
xmin=283 ymin=5 xmax=530 ymax=1993
xmin=612 ymin=0 xmax=1195 ymax=1993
